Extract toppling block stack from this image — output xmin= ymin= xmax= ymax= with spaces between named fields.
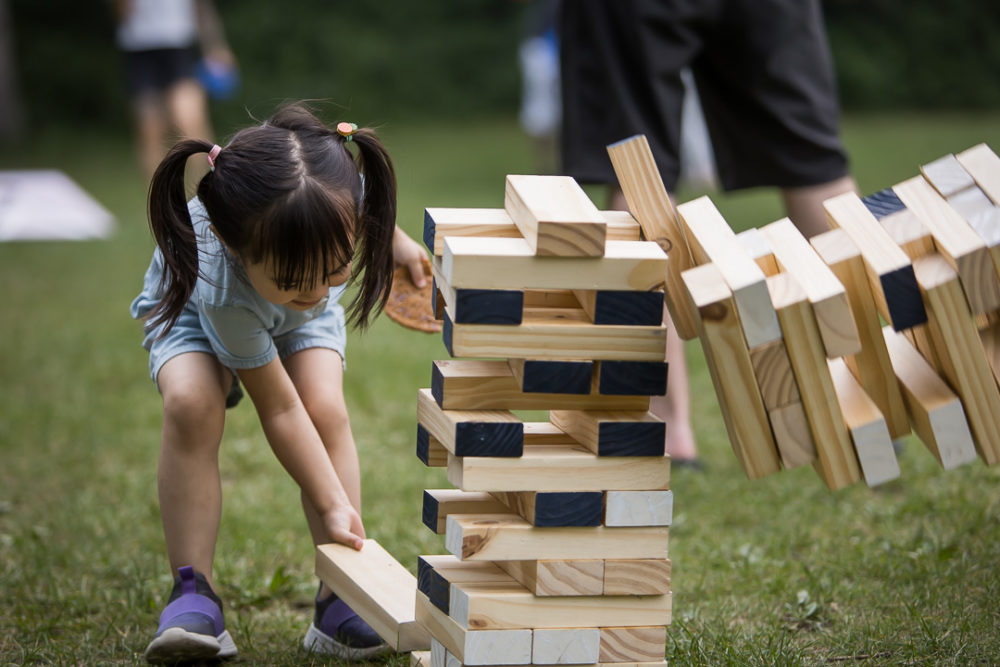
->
xmin=608 ymin=136 xmax=1000 ymax=490
xmin=417 ymin=174 xmax=672 ymax=667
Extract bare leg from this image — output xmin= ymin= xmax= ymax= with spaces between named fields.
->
xmin=283 ymin=348 xmax=362 ymax=597
xmin=166 ymin=77 xmax=213 ymax=142
xmin=156 ymin=352 xmax=231 ymax=589
xmin=781 ymin=175 xmax=858 ymax=239
xmin=133 ymin=91 xmax=168 ymax=182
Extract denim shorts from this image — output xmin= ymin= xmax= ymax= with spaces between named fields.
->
xmin=141 ymin=300 xmax=347 ymax=408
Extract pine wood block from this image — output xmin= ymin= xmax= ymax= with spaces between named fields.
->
xmin=572 ymin=289 xmax=665 ymax=326
xmin=508 ymin=359 xmax=594 ymax=395
xmin=599 ymin=627 xmax=667 ymax=663
xmin=490 ymin=491 xmax=604 ymax=527
xmin=449 ymin=579 xmax=672 ymax=630
xmin=735 ymin=227 xmax=779 ymax=276
xmin=768 ymin=402 xmax=817 ymax=469
xmin=423 ymin=490 xmax=511 ymax=534
xmin=881 ymin=326 xmax=978 ymax=470
xmin=760 ymin=217 xmax=861 ymax=357
xmin=810 ymin=228 xmax=910 ymax=439
xmin=548 ymin=410 xmax=665 ymax=457
xmin=828 ymin=357 xmax=900 ymax=487
xmin=417 ymin=424 xmax=450 ymax=467
xmin=431 ymin=360 xmax=648 ymax=411
xmin=432 ymin=260 xmax=524 ymax=325
xmin=823 ymin=191 xmax=926 ymax=330
xmin=681 ymin=263 xmax=781 ymax=479
xmin=595 ymin=360 xmax=669 ymax=396
xmin=447 ymin=445 xmax=670 ymax=492
xmin=748 ymin=338 xmax=800 ymax=409
xmin=417 ymin=389 xmax=523 ymax=458
xmin=412 ymin=650 xmax=432 ymax=667
xmin=947 ymin=186 xmax=1000 ymax=250
xmin=981 ymin=318 xmax=1000 ymax=388
xmin=607 ymin=134 xmax=699 ymax=339
xmin=921 ymin=154 xmax=976 ymax=197
xmin=767 ymin=272 xmax=862 ymax=490
xmin=495 ymin=559 xmax=605 ymax=597
xmin=957 ymin=143 xmax=1000 ymax=205
xmin=604 ymin=490 xmax=672 ymax=527
xmin=445 ymin=514 xmax=669 ymax=562
xmin=415 ymin=591 xmax=532 ymax=665
xmin=602 ymin=559 xmax=671 ymax=596
xmin=504 ymin=175 xmax=607 ymax=257
xmin=418 ymin=556 xmax=511 ymax=614
xmin=912 ymin=254 xmax=1000 ymax=465
xmin=532 ymin=628 xmax=601 ymax=665
xmin=315 ymin=540 xmax=430 ymax=651
xmin=879 ymin=208 xmax=936 ymax=260
xmin=893 ymin=175 xmax=1000 ymax=314
xmin=677 ymin=196 xmax=782 ymax=347
xmin=443 ymin=309 xmax=668 ymax=362
xmin=522 ymin=421 xmax=578 ymax=445
xmin=442 ymin=236 xmax=667 ymax=291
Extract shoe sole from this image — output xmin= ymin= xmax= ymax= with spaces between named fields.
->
xmin=145 ymin=627 xmax=237 ymax=664
xmin=302 ymin=623 xmax=391 ymax=661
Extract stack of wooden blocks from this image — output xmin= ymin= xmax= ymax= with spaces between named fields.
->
xmin=608 ymin=136 xmax=1000 ymax=491
xmin=414 ymin=174 xmax=673 ymax=667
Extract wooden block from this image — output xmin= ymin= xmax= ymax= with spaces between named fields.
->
xmin=912 ymin=254 xmax=1000 ymax=465
xmin=573 ymin=289 xmax=665 ymax=326
xmin=490 ymin=491 xmax=604 ymax=527
xmin=861 ymin=188 xmax=906 ymax=220
xmin=599 ymin=627 xmax=667 ymax=663
xmin=956 ymin=143 xmax=1000 ymax=205
xmin=879 ymin=207 xmax=936 ymax=260
xmin=921 ymin=154 xmax=976 ymax=197
xmin=548 ymin=410 xmax=665 ymax=457
xmin=495 ymin=559 xmax=604 ymax=597
xmin=677 ymin=196 xmax=782 ymax=347
xmin=748 ymin=338 xmax=800 ymax=409
xmin=824 ymin=191 xmax=927 ymax=330
xmin=981 ymin=318 xmax=1000 ymax=388
xmin=768 ymin=402 xmax=817 ymax=469
xmin=607 ymin=134 xmax=699 ymax=339
xmin=604 ymin=490 xmax=672 ymax=527
xmin=418 ymin=555 xmax=512 ymax=614
xmin=415 ymin=591 xmax=532 ymax=665
xmin=417 ymin=424 xmax=449 ymax=467
xmin=532 ymin=628 xmax=601 ymax=665
xmin=767 ymin=272 xmax=862 ymax=490
xmin=893 ymin=175 xmax=1000 ymax=314
xmin=418 ymin=389 xmax=523 ymax=458
xmin=442 ymin=236 xmax=667 ymax=291
xmin=523 ymin=421 xmax=577 ymax=445
xmin=735 ymin=227 xmax=779 ymax=276
xmin=443 ymin=310 xmax=668 ymax=362
xmin=423 ymin=490 xmax=510 ymax=534
xmin=431 ymin=360 xmax=648 ymax=411
xmin=505 ymin=175 xmax=607 ymax=257
xmin=447 ymin=445 xmax=670 ymax=492
xmin=881 ymin=326 xmax=978 ymax=470
xmin=595 ymin=360 xmax=668 ymax=396
xmin=315 ymin=540 xmax=430 ymax=651
xmin=681 ymin=263 xmax=781 ymax=479
xmin=760 ymin=217 xmax=861 ymax=357
xmin=445 ymin=514 xmax=669 ymax=561
xmin=508 ymin=359 xmax=593 ymax=395
xmin=947 ymin=187 xmax=1000 ymax=249
xmin=602 ymin=559 xmax=671 ymax=596
xmin=828 ymin=358 xmax=900 ymax=487
xmin=810 ymin=228 xmax=910 ymax=439
xmin=412 ymin=650 xmax=432 ymax=667
xmin=449 ymin=579 xmax=671 ymax=630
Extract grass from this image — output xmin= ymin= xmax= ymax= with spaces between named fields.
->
xmin=2 ymin=111 xmax=1000 ymax=665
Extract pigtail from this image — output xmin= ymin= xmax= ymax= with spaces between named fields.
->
xmin=346 ymin=128 xmax=397 ymax=330
xmin=145 ymin=139 xmax=216 ymax=333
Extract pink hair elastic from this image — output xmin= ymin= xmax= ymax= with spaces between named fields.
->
xmin=336 ymin=122 xmax=358 ymax=141
xmin=207 ymin=144 xmax=222 ymax=171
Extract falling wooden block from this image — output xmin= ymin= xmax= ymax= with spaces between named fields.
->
xmin=607 ymin=134 xmax=699 ymax=339
xmin=532 ymin=628 xmax=601 ymax=665
xmin=415 ymin=592 xmax=532 ymax=666
xmin=315 ymin=540 xmax=430 ymax=651
xmin=735 ymin=227 xmax=779 ymax=276
xmin=505 ymin=175 xmax=607 ymax=257
xmin=881 ymin=326 xmax=978 ymax=470
xmin=417 ymin=389 xmax=523 ymax=458
xmin=947 ymin=186 xmax=1000 ymax=250
xmin=602 ymin=559 xmax=671 ymax=596
xmin=921 ymin=154 xmax=976 ymax=197
xmin=604 ymin=490 xmax=672 ymax=527
xmin=767 ymin=402 xmax=817 ymax=469
xmin=748 ymin=338 xmax=800 ymax=409
xmin=445 ymin=514 xmax=669 ymax=562
xmin=490 ymin=491 xmax=604 ymax=527
xmin=599 ymin=627 xmax=667 ymax=663
xmin=956 ymin=143 xmax=1000 ymax=205
xmin=495 ymin=559 xmax=605 ymax=597
xmin=548 ymin=410 xmax=665 ymax=457
xmin=981 ymin=319 xmax=1000 ymax=387
xmin=412 ymin=650 xmax=432 ymax=667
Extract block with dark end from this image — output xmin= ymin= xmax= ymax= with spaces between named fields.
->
xmin=597 ymin=361 xmax=668 ymax=396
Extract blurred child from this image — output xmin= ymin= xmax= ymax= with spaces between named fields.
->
xmin=131 ymin=103 xmax=426 ymax=663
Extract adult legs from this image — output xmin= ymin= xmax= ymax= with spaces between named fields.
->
xmin=781 ymin=174 xmax=858 ymax=238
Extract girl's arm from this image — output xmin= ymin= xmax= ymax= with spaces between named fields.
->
xmin=393 ymin=226 xmax=427 ymax=288
xmin=236 ymin=357 xmax=365 ymax=550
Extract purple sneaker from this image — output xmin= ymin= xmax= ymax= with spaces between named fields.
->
xmin=144 ymin=566 xmax=237 ymax=664
xmin=302 ymin=586 xmax=390 ymax=660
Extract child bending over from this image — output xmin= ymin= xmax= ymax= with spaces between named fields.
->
xmin=130 ymin=103 xmax=427 ymax=663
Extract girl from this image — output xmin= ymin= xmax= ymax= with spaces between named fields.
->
xmin=130 ymin=103 xmax=427 ymax=664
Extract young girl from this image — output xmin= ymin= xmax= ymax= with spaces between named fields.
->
xmin=130 ymin=103 xmax=427 ymax=664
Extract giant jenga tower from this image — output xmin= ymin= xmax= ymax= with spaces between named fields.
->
xmin=414 ymin=172 xmax=674 ymax=667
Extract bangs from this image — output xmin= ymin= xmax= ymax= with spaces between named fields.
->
xmin=246 ymin=184 xmax=358 ymax=289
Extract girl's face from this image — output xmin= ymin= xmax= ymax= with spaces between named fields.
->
xmin=242 ymin=258 xmax=352 ymax=311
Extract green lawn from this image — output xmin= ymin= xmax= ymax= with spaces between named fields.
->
xmin=2 ymin=112 xmax=999 ymax=665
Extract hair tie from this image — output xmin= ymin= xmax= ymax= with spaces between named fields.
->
xmin=336 ymin=122 xmax=358 ymax=142
xmin=207 ymin=144 xmax=222 ymax=171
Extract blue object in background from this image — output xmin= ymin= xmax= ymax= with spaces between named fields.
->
xmin=197 ymin=59 xmax=240 ymax=100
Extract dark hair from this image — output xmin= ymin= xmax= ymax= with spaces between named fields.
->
xmin=144 ymin=103 xmax=397 ymax=333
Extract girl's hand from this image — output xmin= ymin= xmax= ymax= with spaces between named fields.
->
xmin=322 ymin=504 xmax=366 ymax=551
xmin=393 ymin=227 xmax=428 ymax=288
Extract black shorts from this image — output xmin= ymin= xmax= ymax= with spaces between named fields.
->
xmin=122 ymin=47 xmax=198 ymax=97
xmin=560 ymin=0 xmax=850 ymax=191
